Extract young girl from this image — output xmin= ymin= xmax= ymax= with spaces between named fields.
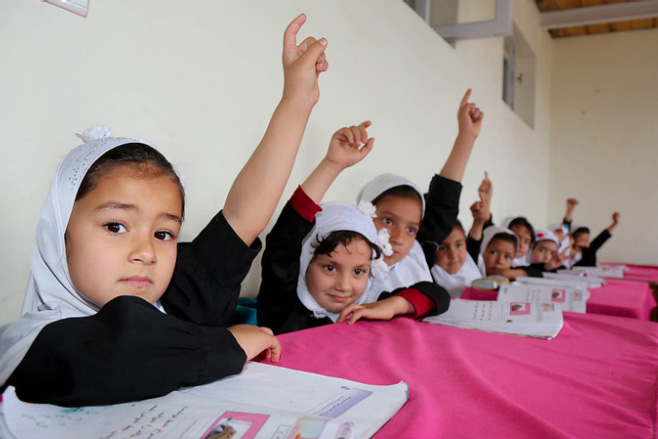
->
xmin=464 ymin=172 xmax=535 ymax=269
xmin=488 ymin=228 xmax=565 ymax=281
xmin=427 ymin=220 xmax=482 ymax=298
xmin=258 ymin=122 xmax=446 ymax=334
xmin=502 ymin=216 xmax=535 ymax=267
xmin=0 ymin=14 xmax=328 ymax=406
xmin=358 ymin=89 xmax=483 ymax=298
xmin=560 ymin=198 xmax=620 ymax=268
xmin=478 ymin=226 xmax=519 ymax=276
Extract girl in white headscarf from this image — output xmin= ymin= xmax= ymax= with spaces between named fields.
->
xmin=258 ymin=122 xmax=448 ymax=334
xmin=426 ymin=220 xmax=482 ymax=298
xmin=0 ymin=14 xmax=331 ymax=406
xmin=0 ymin=129 xmax=282 ymax=407
xmin=357 ymin=89 xmax=483 ymax=303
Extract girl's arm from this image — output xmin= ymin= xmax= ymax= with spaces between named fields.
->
xmin=337 ymin=281 xmax=450 ymax=325
xmin=418 ymin=91 xmax=483 ymax=245
xmin=223 ymin=14 xmax=329 ymax=246
xmin=257 ymin=188 xmax=317 ymax=334
xmin=439 ymin=89 xmax=483 ymax=182
xmin=8 ymin=296 xmax=268 ymax=406
xmin=607 ymin=211 xmax=620 ymax=234
xmin=563 ymin=198 xmax=578 ymax=229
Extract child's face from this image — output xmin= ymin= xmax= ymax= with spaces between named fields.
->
xmin=372 ymin=195 xmax=422 ymax=266
xmin=573 ymin=233 xmax=590 ymax=252
xmin=531 ymin=240 xmax=558 ymax=264
xmin=509 ymin=224 xmax=532 ymax=258
xmin=305 ymin=237 xmax=371 ymax=313
xmin=65 ymin=164 xmax=183 ymax=307
xmin=436 ymin=226 xmax=467 ymax=274
xmin=482 ymin=238 xmax=515 ymax=273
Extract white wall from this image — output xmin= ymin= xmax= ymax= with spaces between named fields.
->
xmin=0 ymin=0 xmax=554 ymax=325
xmin=549 ymin=28 xmax=658 ymax=265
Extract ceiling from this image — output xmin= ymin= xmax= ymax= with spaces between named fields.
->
xmin=535 ymin=0 xmax=658 ymax=38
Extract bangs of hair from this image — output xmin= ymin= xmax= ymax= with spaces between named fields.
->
xmin=76 ymin=143 xmax=185 ymax=219
xmin=488 ymin=233 xmax=518 ymax=249
xmin=509 ymin=217 xmax=535 ymax=244
xmin=372 ymin=185 xmax=422 ymax=207
xmin=572 ymin=227 xmax=590 ymax=240
xmin=312 ymin=230 xmax=382 ymax=261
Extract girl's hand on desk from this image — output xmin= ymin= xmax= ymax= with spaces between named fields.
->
xmin=337 ymin=296 xmax=414 ymax=325
xmin=228 ymin=325 xmax=282 ymax=363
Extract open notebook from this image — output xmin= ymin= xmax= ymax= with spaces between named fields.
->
xmin=0 ymin=362 xmax=408 ymax=439
xmin=424 ymin=299 xmax=564 ymax=339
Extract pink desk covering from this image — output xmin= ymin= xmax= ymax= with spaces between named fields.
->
xmin=461 ymin=278 xmax=657 ymax=321
xmin=603 ymin=263 xmax=658 ymax=283
xmin=265 ymin=315 xmax=658 ymax=439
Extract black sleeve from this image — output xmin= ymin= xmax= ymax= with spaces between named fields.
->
xmin=422 ymin=241 xmax=439 ymax=268
xmin=417 ymin=175 xmax=462 ymax=246
xmin=574 ymin=229 xmax=611 ymax=267
xmin=161 ymin=210 xmax=261 ymax=327
xmin=378 ymin=281 xmax=451 ymax=318
xmin=257 ymin=203 xmax=315 ymax=335
xmin=466 ymin=235 xmax=481 ymax=263
xmin=589 ymin=229 xmax=611 ymax=253
xmin=563 ymin=217 xmax=572 ymax=231
xmin=517 ymin=264 xmax=544 ymax=278
xmin=8 ymin=296 xmax=246 ymax=407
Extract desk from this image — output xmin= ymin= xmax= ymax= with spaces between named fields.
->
xmin=607 ymin=263 xmax=658 ymax=283
xmin=461 ymin=278 xmax=656 ymax=321
xmin=266 ymin=315 xmax=658 ymax=438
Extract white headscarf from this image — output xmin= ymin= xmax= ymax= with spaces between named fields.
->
xmin=296 ymin=203 xmax=388 ymax=322
xmin=355 ymin=174 xmax=433 ymax=296
xmin=478 ymin=225 xmax=518 ymax=275
xmin=534 ymin=228 xmax=559 ymax=247
xmin=0 ymin=127 xmax=156 ymax=387
xmin=430 ymin=253 xmax=481 ymax=299
xmin=548 ymin=223 xmax=571 ymax=254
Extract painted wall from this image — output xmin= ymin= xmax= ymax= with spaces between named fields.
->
xmin=548 ymin=28 xmax=658 ymax=265
xmin=0 ymin=0 xmax=554 ymax=325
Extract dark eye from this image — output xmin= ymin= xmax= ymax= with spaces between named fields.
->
xmin=104 ymin=222 xmax=126 ymax=234
xmin=354 ymin=268 xmax=367 ymax=276
xmin=406 ymin=227 xmax=417 ymax=235
xmin=155 ymin=231 xmax=175 ymax=241
xmin=382 ymin=218 xmax=393 ymax=226
xmin=323 ymin=265 xmax=336 ymax=273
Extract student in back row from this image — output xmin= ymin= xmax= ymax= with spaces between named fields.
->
xmin=0 ymin=14 xmax=326 ymax=406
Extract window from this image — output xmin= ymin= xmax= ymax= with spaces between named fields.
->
xmin=502 ymin=24 xmax=536 ymax=128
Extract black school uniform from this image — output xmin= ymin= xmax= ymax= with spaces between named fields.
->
xmin=7 ymin=211 xmax=259 ymax=407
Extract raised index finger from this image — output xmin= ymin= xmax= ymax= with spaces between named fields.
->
xmin=283 ymin=13 xmax=307 ymax=49
xmin=460 ymin=88 xmax=472 ymax=107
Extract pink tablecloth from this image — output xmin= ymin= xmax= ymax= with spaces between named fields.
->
xmin=266 ymin=315 xmax=658 ymax=438
xmin=461 ymin=278 xmax=657 ymax=321
xmin=604 ymin=263 xmax=658 ymax=283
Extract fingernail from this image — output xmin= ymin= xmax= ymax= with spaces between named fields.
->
xmin=319 ymin=38 xmax=327 ymax=46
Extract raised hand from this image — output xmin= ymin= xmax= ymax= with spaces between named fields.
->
xmin=324 ymin=121 xmax=374 ymax=171
xmin=282 ymin=14 xmax=329 ymax=108
xmin=457 ymin=88 xmax=484 ymax=139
